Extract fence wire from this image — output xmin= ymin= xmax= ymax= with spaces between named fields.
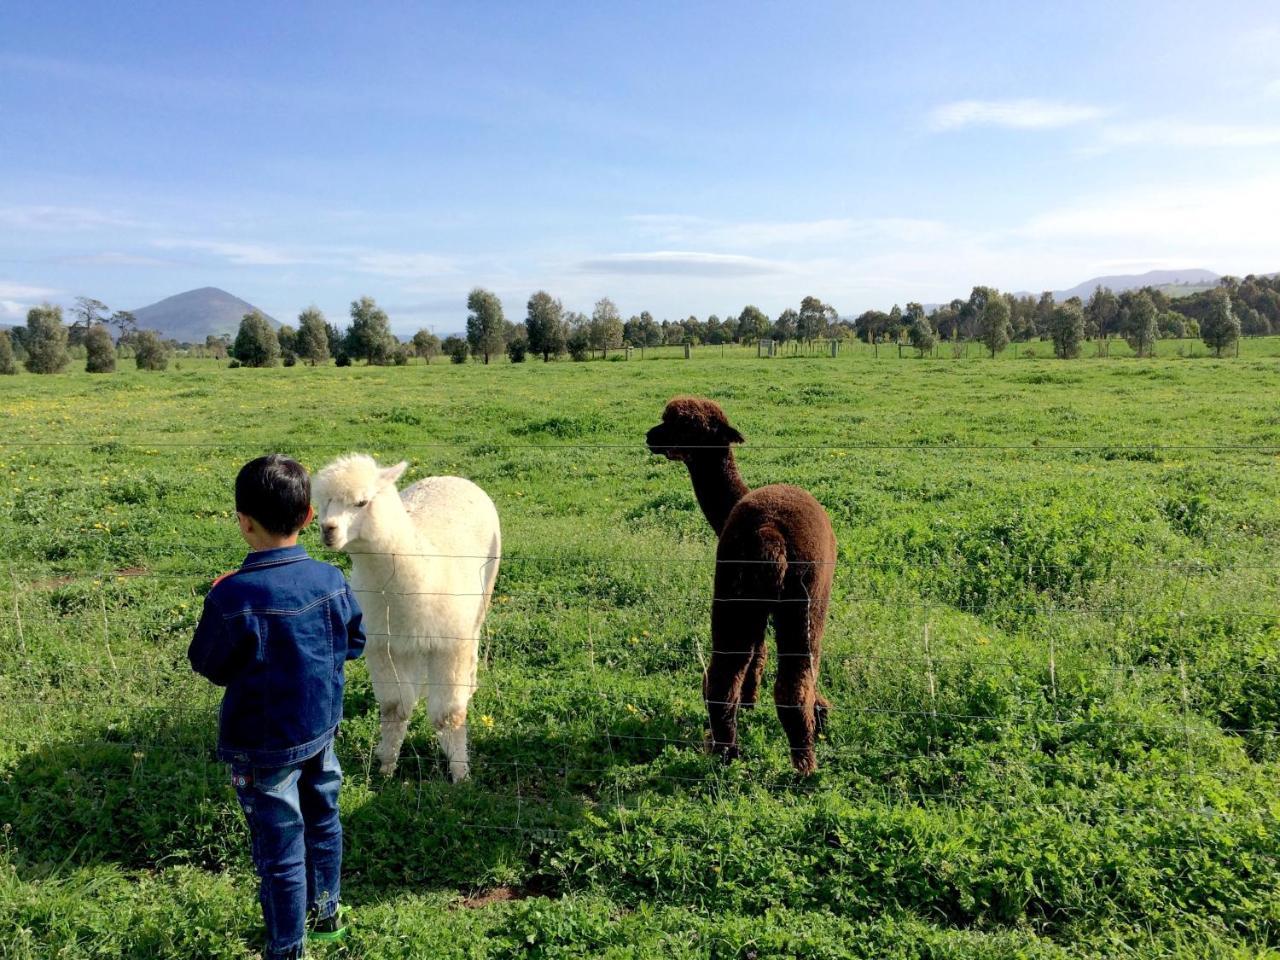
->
xmin=2 ymin=452 xmax=1279 ymax=884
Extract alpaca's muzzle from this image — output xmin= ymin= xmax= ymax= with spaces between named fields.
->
xmin=645 ymin=424 xmax=682 ymax=460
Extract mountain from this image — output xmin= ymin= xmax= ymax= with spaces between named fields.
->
xmin=916 ymin=269 xmax=1229 ymax=314
xmin=1051 ymin=269 xmax=1221 ymax=302
xmin=130 ymin=287 xmax=277 ymax=343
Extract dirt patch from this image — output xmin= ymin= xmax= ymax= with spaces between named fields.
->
xmin=29 ymin=567 xmax=150 ymax=590
xmin=460 ymin=886 xmax=526 ymax=909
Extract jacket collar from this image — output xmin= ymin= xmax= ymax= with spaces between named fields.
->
xmin=241 ymin=544 xmax=310 ymax=570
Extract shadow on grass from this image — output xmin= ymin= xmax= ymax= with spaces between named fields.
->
xmin=0 ymin=697 xmax=709 ymax=900
xmin=0 ymin=714 xmax=241 ymax=876
xmin=341 ymin=702 xmax=710 ymax=901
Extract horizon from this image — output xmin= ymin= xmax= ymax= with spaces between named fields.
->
xmin=2 ymin=2 xmax=1279 ymax=335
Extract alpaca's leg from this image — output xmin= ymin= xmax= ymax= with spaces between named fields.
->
xmin=772 ymin=652 xmax=818 ymax=775
xmin=705 ymin=599 xmax=768 ymax=762
xmin=739 ymin=638 xmax=769 ymax=708
xmin=427 ymin=647 xmax=476 ymax=782
xmin=367 ymin=638 xmax=420 ymax=776
xmin=772 ymin=593 xmax=828 ymax=776
xmin=814 ymin=690 xmax=832 ymax=735
xmin=376 ymin=699 xmax=416 ymax=776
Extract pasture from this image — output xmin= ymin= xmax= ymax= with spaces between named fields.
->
xmin=1 ymin=350 xmax=1279 ymax=958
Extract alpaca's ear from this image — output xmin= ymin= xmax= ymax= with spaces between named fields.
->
xmin=723 ymin=424 xmax=745 ymax=445
xmin=379 ymin=461 xmax=409 ymax=488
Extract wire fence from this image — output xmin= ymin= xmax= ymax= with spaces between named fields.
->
xmin=1 ymin=438 xmax=1278 ymax=451
xmin=3 ymin=560 xmax=1278 ymax=754
xmin=2 ymin=440 xmax=1279 ymax=872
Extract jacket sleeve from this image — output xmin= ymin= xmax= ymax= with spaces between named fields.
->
xmin=343 ymin=582 xmax=367 ymax=661
xmin=188 ymin=594 xmax=252 ymax=686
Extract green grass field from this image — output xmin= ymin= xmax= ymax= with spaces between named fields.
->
xmin=427 ymin=335 xmax=1280 ymax=363
xmin=1 ymin=348 xmax=1279 ymax=958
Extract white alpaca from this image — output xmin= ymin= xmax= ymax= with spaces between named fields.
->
xmin=313 ymin=454 xmax=500 ymax=781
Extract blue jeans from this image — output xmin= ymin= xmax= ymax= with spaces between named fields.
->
xmin=233 ymin=740 xmax=343 ymax=960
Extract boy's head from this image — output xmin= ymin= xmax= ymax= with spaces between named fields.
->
xmin=235 ymin=455 xmax=313 ymax=542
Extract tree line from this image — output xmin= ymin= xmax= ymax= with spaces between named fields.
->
xmin=2 ymin=274 xmax=1271 ymax=375
xmin=857 ymin=277 xmax=1259 ymax=359
xmin=0 ymin=297 xmax=172 ymax=374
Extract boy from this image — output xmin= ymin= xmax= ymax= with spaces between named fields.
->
xmin=189 ymin=454 xmax=366 ymax=960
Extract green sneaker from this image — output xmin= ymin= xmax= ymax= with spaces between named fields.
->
xmin=307 ymin=906 xmax=348 ymax=943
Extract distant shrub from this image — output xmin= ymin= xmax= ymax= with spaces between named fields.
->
xmin=23 ymin=304 xmax=70 ymax=374
xmin=412 ymin=329 xmax=441 ymax=364
xmin=568 ymin=327 xmax=590 ymax=361
xmin=0 ymin=330 xmax=16 ymax=375
xmin=392 ymin=344 xmax=411 ymax=366
xmin=133 ymin=331 xmax=172 ymax=371
xmin=1121 ymin=291 xmax=1159 ymax=357
xmin=506 ymin=337 xmax=528 ymax=363
xmin=84 ymin=325 xmax=116 ymax=373
xmin=346 ymin=296 xmax=396 ymax=364
xmin=1050 ymin=302 xmax=1086 ymax=359
xmin=1200 ymin=290 xmax=1240 ymax=357
xmin=908 ymin=315 xmax=936 ymax=357
xmin=296 ymin=307 xmax=331 ymax=365
xmin=1158 ymin=311 xmax=1186 ymax=339
xmin=444 ymin=335 xmax=469 ymax=364
xmin=232 ymin=311 xmax=280 ymax=367
xmin=282 ymin=350 xmax=298 ymax=367
xmin=334 ymin=353 xmax=352 ymax=368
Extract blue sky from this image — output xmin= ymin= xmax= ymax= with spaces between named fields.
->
xmin=2 ymin=1 xmax=1279 ymax=333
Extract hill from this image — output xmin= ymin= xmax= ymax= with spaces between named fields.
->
xmin=130 ymin=287 xmax=277 ymax=343
xmin=1052 ymin=268 xmax=1220 ymax=301
xmin=918 ymin=269 xmax=1227 ymax=315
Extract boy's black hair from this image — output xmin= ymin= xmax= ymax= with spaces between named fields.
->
xmin=235 ymin=454 xmax=311 ymax=536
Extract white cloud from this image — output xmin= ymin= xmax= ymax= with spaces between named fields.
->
xmin=578 ymin=251 xmax=789 ymax=277
xmin=1098 ymin=120 xmax=1280 ymax=148
xmin=625 ymin=214 xmax=709 ymax=230
xmin=585 ymin=177 xmax=1278 ymax=314
xmin=0 ymin=281 xmax=60 ymax=300
xmin=1022 ymin=177 xmax=1280 ymax=249
xmin=626 ymin=215 xmax=951 ymax=249
xmin=928 ymin=99 xmax=1108 ymax=131
xmin=0 ymin=282 xmax=61 ymax=322
xmin=151 ymin=238 xmax=305 ymax=266
xmin=353 ymin=252 xmax=459 ymax=278
xmin=54 ymin=251 xmax=180 ymax=267
xmin=0 ymin=205 xmax=144 ymax=231
xmin=1 ymin=300 xmax=30 ymax=320
xmin=152 ymin=238 xmax=459 ymax=277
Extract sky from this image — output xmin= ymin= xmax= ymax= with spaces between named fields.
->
xmin=2 ymin=1 xmax=1279 ymax=334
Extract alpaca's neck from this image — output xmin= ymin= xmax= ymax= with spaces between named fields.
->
xmin=353 ymin=493 xmax=426 ymax=578
xmin=685 ymin=451 xmax=750 ymax=537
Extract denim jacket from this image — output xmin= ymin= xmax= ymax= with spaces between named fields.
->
xmin=188 ymin=545 xmax=366 ymax=766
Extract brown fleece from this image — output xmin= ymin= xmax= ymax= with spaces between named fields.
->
xmin=646 ymin=396 xmax=836 ymax=775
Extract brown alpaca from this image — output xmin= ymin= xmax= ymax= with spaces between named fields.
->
xmin=646 ymin=396 xmax=836 ymax=775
